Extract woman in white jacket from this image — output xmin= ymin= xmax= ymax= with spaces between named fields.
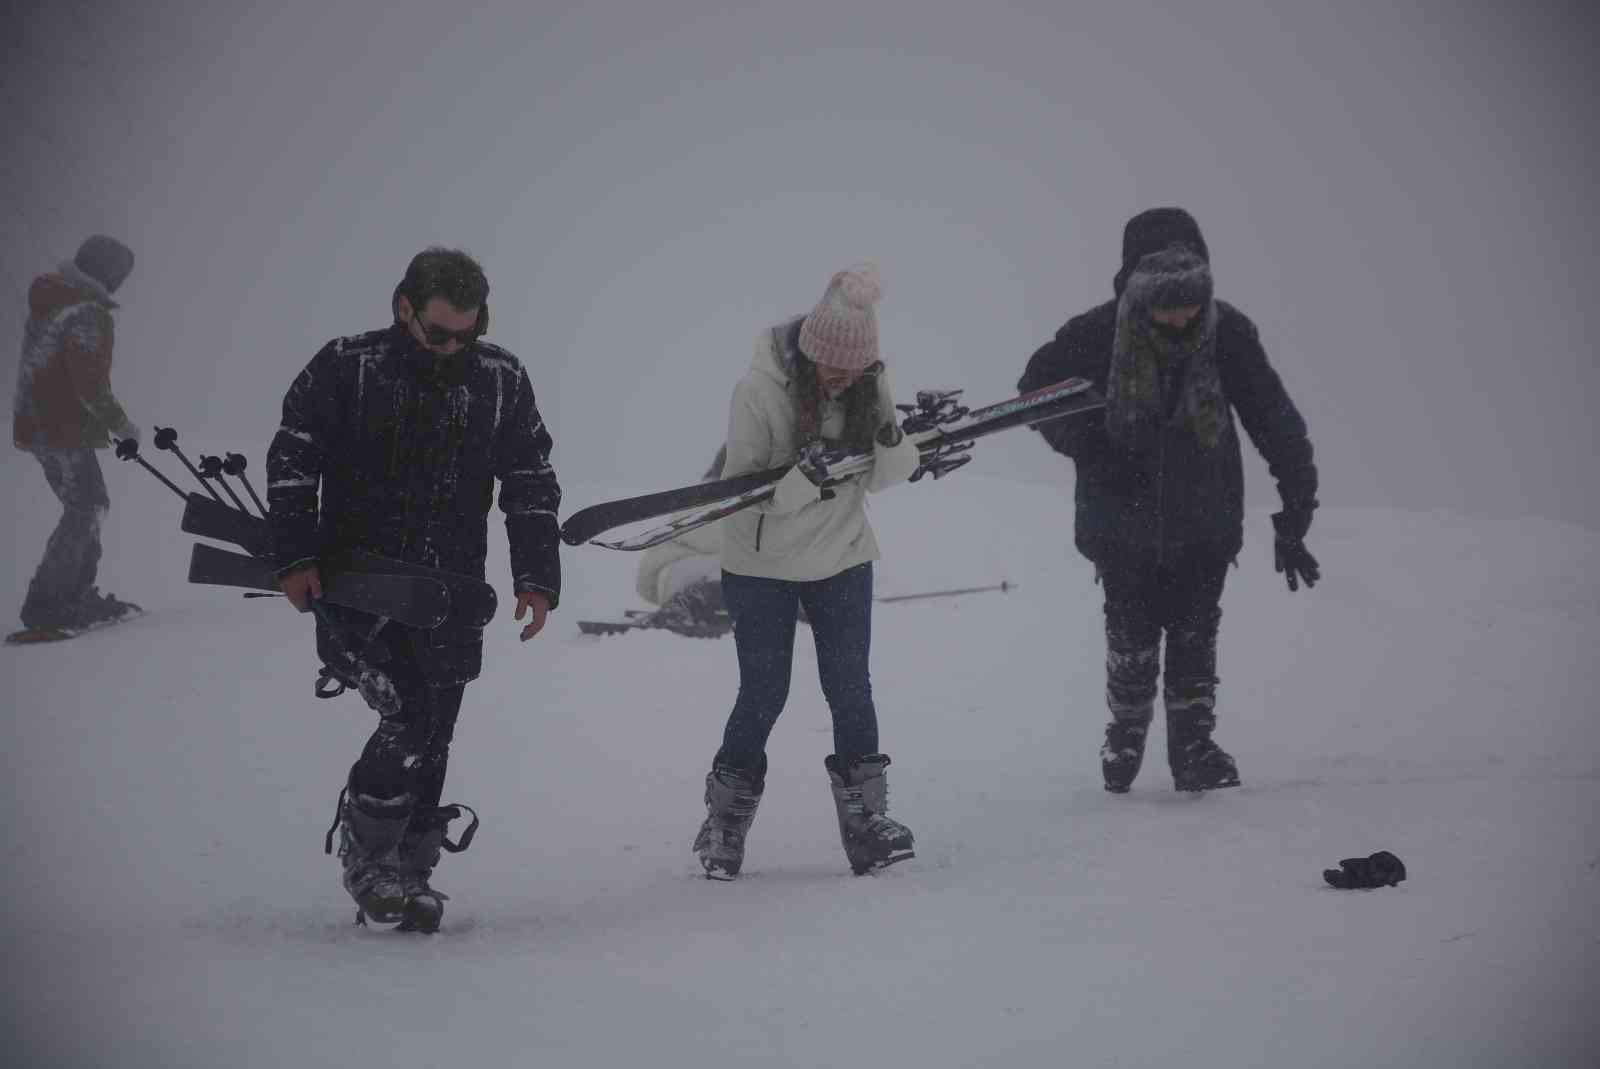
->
xmin=694 ymin=264 xmax=922 ymax=880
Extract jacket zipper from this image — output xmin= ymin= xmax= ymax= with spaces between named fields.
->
xmin=755 ymin=514 xmax=765 ymax=553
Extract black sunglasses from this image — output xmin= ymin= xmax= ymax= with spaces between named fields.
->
xmin=412 ymin=313 xmax=481 ymax=348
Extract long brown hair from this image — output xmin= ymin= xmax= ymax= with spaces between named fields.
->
xmin=791 ymin=352 xmax=884 ymax=450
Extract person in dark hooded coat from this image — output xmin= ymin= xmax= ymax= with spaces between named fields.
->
xmin=1017 ymin=208 xmax=1320 ymax=792
xmin=12 ymin=235 xmax=142 ymax=635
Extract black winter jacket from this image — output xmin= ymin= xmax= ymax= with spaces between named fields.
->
xmin=1018 ymin=299 xmax=1316 ymax=563
xmin=267 ymin=326 xmax=561 ymax=680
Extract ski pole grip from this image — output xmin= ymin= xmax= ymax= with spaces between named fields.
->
xmin=115 ymin=438 xmax=140 ymax=461
xmin=153 ymin=426 xmax=178 ymax=450
xmin=199 ymin=454 xmax=225 ymax=478
xmin=223 ymin=453 xmax=249 ymax=475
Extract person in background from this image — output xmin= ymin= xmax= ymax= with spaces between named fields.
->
xmin=694 ymin=263 xmax=922 ymax=879
xmin=12 ymin=235 xmax=142 ymax=637
xmin=1017 ymin=208 xmax=1320 ymax=793
xmin=633 ymin=447 xmax=732 ymax=638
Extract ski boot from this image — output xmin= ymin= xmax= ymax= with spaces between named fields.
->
xmin=1167 ymin=703 xmax=1240 ymax=792
xmin=825 ymin=754 xmax=915 ymax=875
xmin=1100 ymin=714 xmax=1152 ymax=793
xmin=395 ymin=803 xmax=479 ymax=933
xmin=324 ymin=785 xmax=413 ymax=925
xmin=693 ymin=758 xmax=765 ymax=880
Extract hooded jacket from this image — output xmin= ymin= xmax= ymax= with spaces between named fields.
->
xmin=13 ymin=264 xmax=135 ymax=450
xmin=719 ymin=317 xmax=921 ymax=582
xmin=1019 ymin=213 xmax=1317 ymax=563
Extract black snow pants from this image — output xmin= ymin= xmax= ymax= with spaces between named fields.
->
xmin=1096 ymin=544 xmax=1231 ymax=735
xmin=337 ymin=619 xmax=468 ymax=810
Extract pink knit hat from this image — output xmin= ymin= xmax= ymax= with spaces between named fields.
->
xmin=798 ymin=263 xmax=882 ymax=371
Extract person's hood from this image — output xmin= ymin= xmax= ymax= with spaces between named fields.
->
xmin=749 ymin=315 xmax=806 ymax=388
xmin=29 ymin=262 xmax=119 ymax=317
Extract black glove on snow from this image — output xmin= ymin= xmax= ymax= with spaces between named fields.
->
xmin=1323 ymin=851 xmax=1407 ymax=889
xmin=1272 ymin=507 xmax=1320 ymax=592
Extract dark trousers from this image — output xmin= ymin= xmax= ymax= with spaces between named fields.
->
xmin=1097 ymin=545 xmax=1230 ymax=731
xmin=21 ymin=448 xmax=109 ymax=628
xmin=344 ymin=623 xmax=467 ymax=809
xmin=717 ymin=563 xmax=879 ymax=769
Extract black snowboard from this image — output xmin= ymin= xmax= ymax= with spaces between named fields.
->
xmin=189 ymin=543 xmax=454 ymax=630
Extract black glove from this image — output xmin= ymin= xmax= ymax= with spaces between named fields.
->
xmin=1323 ymin=851 xmax=1407 ymax=889
xmin=1272 ymin=506 xmax=1320 ymax=592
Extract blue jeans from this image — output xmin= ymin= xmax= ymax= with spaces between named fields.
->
xmin=717 ymin=563 xmax=878 ymax=769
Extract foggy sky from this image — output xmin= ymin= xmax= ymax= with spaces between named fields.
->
xmin=5 ymin=0 xmax=1597 ymax=533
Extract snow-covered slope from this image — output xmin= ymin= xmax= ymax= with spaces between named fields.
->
xmin=3 ymin=474 xmax=1596 ymax=1068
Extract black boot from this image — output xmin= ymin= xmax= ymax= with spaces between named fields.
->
xmin=396 ymin=803 xmax=479 ymax=933
xmin=825 ymin=754 xmax=915 ymax=875
xmin=1167 ymin=700 xmax=1239 ymax=793
xmin=693 ymin=758 xmax=765 ymax=880
xmin=1100 ymin=716 xmax=1151 ymax=793
xmin=324 ymin=784 xmax=413 ymax=925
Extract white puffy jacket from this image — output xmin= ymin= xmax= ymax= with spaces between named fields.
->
xmin=719 ymin=317 xmax=920 ymax=582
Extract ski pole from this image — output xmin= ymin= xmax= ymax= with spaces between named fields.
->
xmin=223 ymin=452 xmax=268 ymax=517
xmin=153 ymin=426 xmax=225 ymax=504
xmin=114 ymin=437 xmax=189 ymax=503
xmin=198 ymin=454 xmax=251 ymax=514
xmin=876 ymin=581 xmax=1012 ymax=604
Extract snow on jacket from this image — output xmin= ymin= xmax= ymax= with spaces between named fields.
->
xmin=13 ymin=264 xmax=135 ymax=450
xmin=719 ymin=317 xmax=920 ymax=582
xmin=267 ymin=324 xmax=562 ymax=598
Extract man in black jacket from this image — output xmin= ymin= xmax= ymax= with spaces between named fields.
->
xmin=268 ymin=247 xmax=561 ymax=929
xmin=1018 ymin=208 xmax=1319 ymax=793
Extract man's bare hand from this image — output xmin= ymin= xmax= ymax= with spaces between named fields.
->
xmin=514 ymin=590 xmax=551 ymax=642
xmin=279 ymin=565 xmax=322 ymax=611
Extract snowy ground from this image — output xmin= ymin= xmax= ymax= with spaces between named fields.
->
xmin=3 ymin=470 xmax=1597 ymax=1068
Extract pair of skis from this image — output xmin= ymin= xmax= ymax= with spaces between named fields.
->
xmin=560 ymin=377 xmax=1104 ymax=551
xmin=118 ymin=430 xmax=495 ymax=630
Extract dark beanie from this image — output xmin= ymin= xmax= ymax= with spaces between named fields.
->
xmin=74 ymin=235 xmax=135 ymax=293
xmin=1113 ymin=208 xmax=1208 ymax=296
